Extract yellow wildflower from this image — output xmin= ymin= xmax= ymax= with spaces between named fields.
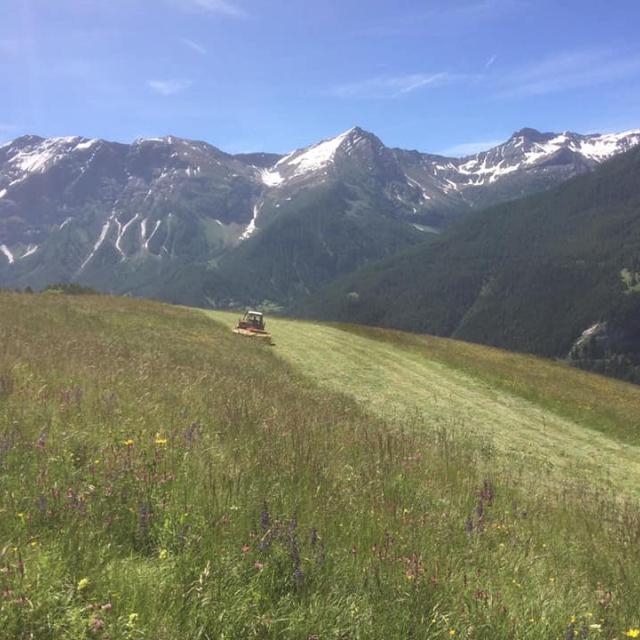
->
xmin=625 ymin=630 xmax=640 ymax=638
xmin=159 ymin=548 xmax=168 ymax=560
xmin=128 ymin=613 xmax=139 ymax=626
xmin=77 ymin=577 xmax=90 ymax=591
xmin=449 ymin=630 xmax=456 ymax=637
xmin=154 ymin=434 xmax=168 ymax=445
xmin=123 ymin=439 xmax=134 ymax=447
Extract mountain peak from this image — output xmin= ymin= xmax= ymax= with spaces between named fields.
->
xmin=341 ymin=126 xmax=382 ymax=144
xmin=510 ymin=127 xmax=551 ymax=143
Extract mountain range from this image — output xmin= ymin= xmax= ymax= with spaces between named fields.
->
xmin=2 ymin=125 xmax=639 ymax=307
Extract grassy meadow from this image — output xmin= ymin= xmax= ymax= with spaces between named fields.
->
xmin=2 ymin=292 xmax=640 ymax=639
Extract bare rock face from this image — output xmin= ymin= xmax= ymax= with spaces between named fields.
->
xmin=568 ymin=319 xmax=640 ymax=383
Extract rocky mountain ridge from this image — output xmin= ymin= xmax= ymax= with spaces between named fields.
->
xmin=1 ymin=125 xmax=638 ymax=304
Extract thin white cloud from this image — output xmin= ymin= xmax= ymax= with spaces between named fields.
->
xmin=484 ymin=55 xmax=497 ymax=70
xmin=176 ymin=0 xmax=246 ymax=17
xmin=181 ymin=38 xmax=207 ymax=55
xmin=441 ymin=139 xmax=504 ymax=156
xmin=147 ymin=79 xmax=193 ymax=96
xmin=329 ymin=73 xmax=450 ymax=99
xmin=497 ymin=49 xmax=640 ymax=98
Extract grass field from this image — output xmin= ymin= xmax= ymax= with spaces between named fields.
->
xmin=2 ymin=292 xmax=640 ymax=639
xmin=207 ymin=311 xmax=640 ymax=496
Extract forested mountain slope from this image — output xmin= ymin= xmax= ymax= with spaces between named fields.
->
xmin=296 ymin=145 xmax=640 ymax=382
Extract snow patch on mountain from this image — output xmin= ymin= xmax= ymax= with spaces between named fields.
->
xmin=75 ymin=139 xmax=100 ymax=152
xmin=406 ymin=175 xmax=432 ymax=200
xmin=21 ymin=244 xmax=38 ymax=259
xmin=284 ymin=129 xmax=351 ymax=177
xmin=576 ymin=130 xmax=640 ymax=160
xmin=1 ymin=244 xmax=14 ymax=264
xmin=449 ymin=129 xmax=640 ymax=187
xmin=115 ymin=213 xmax=139 ymax=259
xmin=144 ymin=220 xmax=162 ymax=250
xmin=8 ymin=136 xmax=81 ymax=174
xmin=240 ymin=203 xmax=261 ymax=240
xmin=80 ymin=213 xmax=115 ymax=271
xmin=260 ymin=167 xmax=283 ymax=186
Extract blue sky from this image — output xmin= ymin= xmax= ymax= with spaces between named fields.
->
xmin=1 ymin=0 xmax=639 ymax=155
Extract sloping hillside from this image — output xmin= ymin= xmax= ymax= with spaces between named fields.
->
xmin=3 ymin=291 xmax=640 ymax=639
xmin=297 ymin=145 xmax=640 ymax=382
xmin=208 ymin=311 xmax=640 ymax=493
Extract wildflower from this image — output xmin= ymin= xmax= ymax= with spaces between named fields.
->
xmin=154 ymin=434 xmax=167 ymax=445
xmin=449 ymin=630 xmax=457 ymax=637
xmin=159 ymin=548 xmax=168 ymax=560
xmin=128 ymin=613 xmax=139 ymax=626
xmin=255 ymin=561 xmax=264 ymax=571
xmin=77 ymin=577 xmax=90 ymax=591
xmin=589 ymin=624 xmax=602 ymax=631
xmin=624 ymin=630 xmax=640 ymax=638
xmin=89 ymin=617 xmax=104 ymax=632
xmin=123 ymin=439 xmax=134 ymax=447
xmin=241 ymin=544 xmax=250 ymax=554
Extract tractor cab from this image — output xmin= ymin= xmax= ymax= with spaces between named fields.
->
xmin=232 ymin=310 xmax=273 ymax=344
xmin=238 ymin=310 xmax=265 ymax=331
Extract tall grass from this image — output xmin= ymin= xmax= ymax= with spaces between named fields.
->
xmin=1 ymin=291 xmax=639 ymax=639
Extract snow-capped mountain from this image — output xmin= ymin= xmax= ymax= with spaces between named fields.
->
xmin=0 ymin=125 xmax=638 ymax=305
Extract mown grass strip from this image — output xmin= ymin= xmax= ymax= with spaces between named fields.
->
xmin=207 ymin=310 xmax=640 ymax=496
